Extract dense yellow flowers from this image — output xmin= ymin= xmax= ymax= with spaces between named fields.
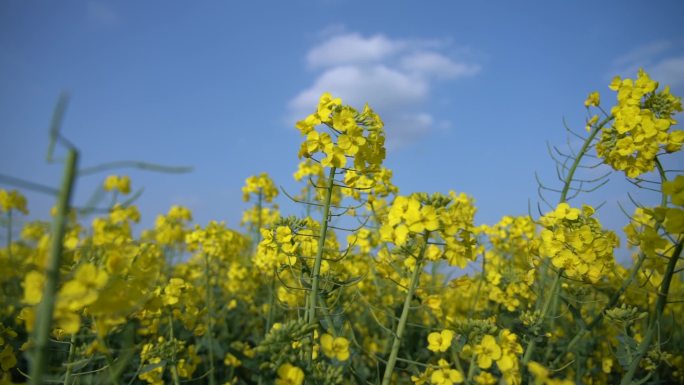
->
xmin=1 ymin=72 xmax=682 ymax=385
xmin=537 ymin=203 xmax=618 ymax=283
xmin=595 ymin=69 xmax=683 ymax=178
xmin=296 ymin=92 xmax=386 ymax=172
xmin=242 ymin=172 xmax=279 ymax=202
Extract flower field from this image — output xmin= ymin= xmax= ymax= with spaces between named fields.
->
xmin=1 ymin=70 xmax=683 ymax=385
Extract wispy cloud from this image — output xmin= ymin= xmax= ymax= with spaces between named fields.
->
xmin=289 ymin=31 xmax=479 ymax=149
xmin=610 ymin=40 xmax=684 ymax=87
xmin=87 ymin=2 xmax=118 ymax=26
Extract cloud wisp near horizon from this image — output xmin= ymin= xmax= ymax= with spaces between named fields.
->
xmin=288 ymin=31 xmax=480 ymax=149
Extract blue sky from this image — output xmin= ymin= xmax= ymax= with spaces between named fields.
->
xmin=1 ymin=1 xmax=683 ymax=260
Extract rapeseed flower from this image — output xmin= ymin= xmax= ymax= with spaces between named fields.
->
xmin=427 ymin=329 xmax=454 ymax=352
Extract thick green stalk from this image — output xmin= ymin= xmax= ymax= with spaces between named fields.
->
xmin=306 ymin=167 xmax=336 ymax=349
xmin=381 ymin=232 xmax=429 ymax=385
xmin=168 ymin=312 xmax=181 ymax=385
xmin=30 ymin=149 xmax=78 ymax=385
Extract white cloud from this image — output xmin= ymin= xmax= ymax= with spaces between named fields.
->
xmin=290 ymin=31 xmax=479 ymax=149
xmin=306 ymin=33 xmax=403 ymax=68
xmin=400 ymin=51 xmax=479 ymax=79
xmin=289 ymin=65 xmax=427 ymax=112
xmin=650 ymin=56 xmax=684 ymax=87
xmin=610 ymin=41 xmax=684 ymax=87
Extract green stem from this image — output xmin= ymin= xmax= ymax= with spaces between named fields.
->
xmin=381 ymin=231 xmax=429 ymax=385
xmin=619 ymin=239 xmax=682 ymax=385
xmin=306 ymin=167 xmax=336 ymax=362
xmin=256 ymin=189 xmax=263 ymax=246
xmin=559 ymin=119 xmax=606 ymax=202
xmin=318 ymin=293 xmax=337 ymax=336
xmin=63 ymin=333 xmax=77 ymax=385
xmin=203 ymin=254 xmax=216 ymax=385
xmin=619 ymin=158 xmax=677 ymax=385
xmin=523 ymin=269 xmax=562 ymax=365
xmin=465 ymin=353 xmax=477 ymax=384
xmin=6 ymin=210 xmax=12 ymax=264
xmin=30 ymin=149 xmax=78 ymax=385
xmin=168 ymin=312 xmax=181 ymax=385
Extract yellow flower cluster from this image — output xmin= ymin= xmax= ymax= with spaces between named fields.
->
xmin=145 ymin=205 xmax=193 ymax=246
xmin=595 ymin=69 xmax=683 ymax=178
xmin=186 ymin=220 xmax=248 ymax=260
xmin=242 ymin=172 xmax=279 ymax=202
xmin=296 ymin=92 xmax=385 ymax=172
xmin=380 ymin=192 xmax=477 ymax=267
xmin=537 ymin=203 xmax=618 ymax=283
xmin=461 ymin=330 xmax=523 ymax=385
xmin=411 ymin=359 xmax=464 ymax=385
xmin=103 ymin=174 xmax=131 ymax=194
xmin=0 ymin=189 xmax=28 ymax=214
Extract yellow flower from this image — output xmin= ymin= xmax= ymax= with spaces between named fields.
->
xmin=224 ymin=353 xmax=242 ymax=367
xmin=584 ymin=91 xmax=600 ymax=107
xmin=431 ymin=367 xmax=463 ymax=385
xmin=320 ymin=333 xmax=350 ymax=361
xmin=602 ymin=357 xmax=613 ymax=374
xmin=103 ymin=175 xmax=131 ymax=194
xmin=663 ymin=175 xmax=684 ymax=206
xmin=57 ymin=263 xmax=109 ymax=311
xmin=275 ymin=363 xmax=305 ymax=385
xmin=317 ymin=92 xmax=342 ymax=123
xmin=0 ymin=345 xmax=17 ymax=371
xmin=474 ymin=335 xmax=502 ymax=369
xmin=23 ymin=271 xmax=45 ymax=305
xmin=0 ymin=189 xmax=28 ymax=214
xmin=321 ymin=143 xmax=347 ymax=168
xmin=427 ymin=329 xmax=455 ymax=352
xmin=585 ymin=114 xmax=599 ymax=131
xmin=553 ymin=203 xmax=580 ymax=221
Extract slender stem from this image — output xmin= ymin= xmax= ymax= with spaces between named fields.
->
xmin=256 ymin=189 xmax=263 ymax=246
xmin=620 ymin=237 xmax=682 ymax=384
xmin=619 ymin=158 xmax=679 ymax=385
xmin=381 ymin=231 xmax=429 ymax=385
xmin=523 ymin=269 xmax=562 ymax=365
xmin=306 ymin=167 xmax=336 ymax=362
xmin=168 ymin=312 xmax=181 ymax=385
xmin=559 ymin=119 xmax=606 ymax=202
xmin=203 ymin=254 xmax=216 ymax=385
xmin=63 ymin=333 xmax=77 ymax=385
xmin=30 ymin=149 xmax=78 ymax=385
xmin=465 ymin=353 xmax=477 ymax=384
xmin=6 ymin=210 xmax=12 ymax=263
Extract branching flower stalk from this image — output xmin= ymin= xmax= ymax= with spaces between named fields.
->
xmin=381 ymin=231 xmax=429 ymax=385
xmin=620 ymin=160 xmax=683 ymax=385
xmin=525 ymin=118 xmax=609 ymax=365
xmin=306 ymin=166 xmax=336 ymax=363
